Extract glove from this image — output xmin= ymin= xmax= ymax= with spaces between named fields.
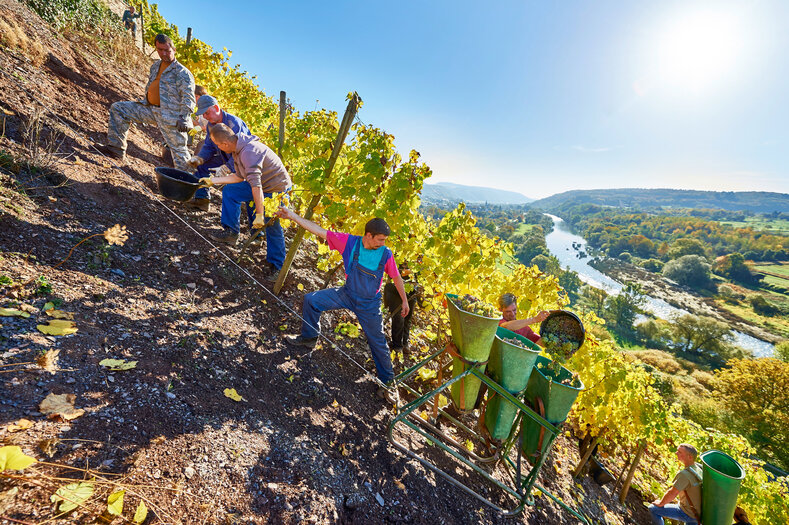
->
xmin=186 ymin=156 xmax=205 ymax=169
xmin=209 ymin=164 xmax=230 ymax=177
xmin=198 ymin=177 xmax=213 ymax=187
xmin=176 ymin=121 xmax=191 ymax=133
xmin=252 ymin=213 xmax=266 ymax=229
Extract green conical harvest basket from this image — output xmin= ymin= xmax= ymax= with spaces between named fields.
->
xmin=484 ymin=327 xmax=541 ymax=441
xmin=446 ymin=294 xmax=500 ymax=411
xmin=700 ymin=450 xmax=745 ymax=525
xmin=520 ymin=355 xmax=584 ymax=463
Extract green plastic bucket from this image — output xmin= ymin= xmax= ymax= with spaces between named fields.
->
xmin=446 ymin=294 xmax=500 ymax=411
xmin=520 ymin=355 xmax=584 ymax=462
xmin=700 ymin=450 xmax=745 ymax=525
xmin=484 ymin=327 xmax=541 ymax=441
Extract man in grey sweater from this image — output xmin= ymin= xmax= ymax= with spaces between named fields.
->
xmin=199 ymin=124 xmax=291 ymax=273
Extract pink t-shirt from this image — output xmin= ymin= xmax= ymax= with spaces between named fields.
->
xmin=498 ymin=319 xmax=540 ymax=344
xmin=326 ymin=231 xmax=399 ymax=287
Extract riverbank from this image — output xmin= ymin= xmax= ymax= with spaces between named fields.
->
xmin=591 ymin=258 xmax=782 ymax=345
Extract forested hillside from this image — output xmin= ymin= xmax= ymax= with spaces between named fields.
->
xmin=530 ymin=188 xmax=789 ymax=213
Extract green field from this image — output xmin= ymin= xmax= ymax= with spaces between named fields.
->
xmin=719 ymin=217 xmax=789 ymax=235
xmin=514 ymin=222 xmax=536 ymax=235
xmin=753 ymin=262 xmax=789 ymax=279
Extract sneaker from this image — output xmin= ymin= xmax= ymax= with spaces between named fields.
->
xmin=95 ymin=143 xmax=125 ymax=161
xmin=209 ymin=228 xmax=239 ymax=245
xmin=285 ymin=334 xmax=318 ymax=348
xmin=186 ymin=198 xmax=210 ymax=212
xmin=264 ymin=264 xmax=282 ymax=282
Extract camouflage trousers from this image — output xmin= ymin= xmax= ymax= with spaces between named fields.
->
xmin=107 ymin=101 xmax=190 ymax=171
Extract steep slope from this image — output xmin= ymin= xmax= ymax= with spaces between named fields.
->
xmin=0 ymin=2 xmax=651 ymax=523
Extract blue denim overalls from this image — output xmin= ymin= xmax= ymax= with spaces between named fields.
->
xmin=300 ymin=236 xmax=394 ymax=383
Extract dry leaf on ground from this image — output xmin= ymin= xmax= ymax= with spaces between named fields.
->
xmin=6 ymin=419 xmax=33 ymax=433
xmin=39 ymin=392 xmax=84 ymax=421
xmin=36 ymin=349 xmax=60 ymax=373
xmin=0 ymin=446 xmax=36 ymax=472
xmin=46 ymin=309 xmax=74 ymax=320
xmin=38 ymin=438 xmax=59 ymax=458
xmin=223 ymin=388 xmax=243 ymax=402
xmin=51 ymin=481 xmax=93 ymax=512
xmin=99 ymin=358 xmax=137 ymax=371
xmin=37 ymin=320 xmax=78 ymax=336
xmin=0 ymin=308 xmax=30 ymax=318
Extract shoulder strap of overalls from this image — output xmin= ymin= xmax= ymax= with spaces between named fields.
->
xmin=377 ymin=247 xmax=392 ymax=272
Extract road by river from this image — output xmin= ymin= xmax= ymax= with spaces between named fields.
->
xmin=544 ymin=214 xmax=775 ymax=357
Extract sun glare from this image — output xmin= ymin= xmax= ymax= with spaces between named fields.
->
xmin=656 ymin=11 xmax=742 ymax=93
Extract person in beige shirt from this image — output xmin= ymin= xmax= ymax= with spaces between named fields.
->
xmin=649 ymin=444 xmax=703 ymax=525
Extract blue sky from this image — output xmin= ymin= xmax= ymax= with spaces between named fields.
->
xmin=156 ymin=0 xmax=789 ymax=199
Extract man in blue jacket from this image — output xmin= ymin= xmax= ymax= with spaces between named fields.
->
xmin=184 ymin=95 xmax=250 ymax=211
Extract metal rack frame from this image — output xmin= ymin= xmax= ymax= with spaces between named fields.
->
xmin=386 ymin=350 xmax=590 ymax=522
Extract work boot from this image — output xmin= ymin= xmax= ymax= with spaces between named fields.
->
xmin=95 ymin=144 xmax=125 ymax=161
xmin=209 ymin=228 xmax=238 ymax=245
xmin=186 ymin=198 xmax=210 ymax=212
xmin=285 ymin=334 xmax=318 ymax=348
xmin=376 ymin=380 xmax=397 ymax=403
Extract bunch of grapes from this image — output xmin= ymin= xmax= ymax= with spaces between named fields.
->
xmin=501 ymin=336 xmax=532 ymax=350
xmin=541 ymin=333 xmax=581 ymax=362
xmin=452 ymin=294 xmax=499 ymax=318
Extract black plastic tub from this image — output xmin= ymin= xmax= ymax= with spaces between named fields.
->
xmin=155 ymin=167 xmax=201 ymax=202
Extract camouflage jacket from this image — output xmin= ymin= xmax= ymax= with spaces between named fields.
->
xmin=139 ymin=59 xmax=195 ymax=128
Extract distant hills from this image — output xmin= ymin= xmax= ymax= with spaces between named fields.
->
xmin=421 ymin=182 xmax=532 ymax=205
xmin=529 ymin=189 xmax=789 ymax=213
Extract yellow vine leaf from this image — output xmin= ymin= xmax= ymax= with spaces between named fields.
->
xmin=0 ymin=446 xmax=36 ymax=471
xmin=46 ymin=309 xmax=74 ymax=320
xmin=223 ymin=388 xmax=243 ymax=402
xmin=133 ymin=500 xmax=148 ymax=523
xmin=417 ymin=368 xmax=437 ymax=382
xmin=107 ymin=490 xmax=124 ymax=516
xmin=39 ymin=392 xmax=84 ymax=421
xmin=6 ymin=419 xmax=33 ymax=433
xmin=99 ymin=358 xmax=138 ymax=371
xmin=37 ymin=320 xmax=77 ymax=336
xmin=0 ymin=308 xmax=29 ymax=318
xmin=51 ymin=481 xmax=93 ymax=512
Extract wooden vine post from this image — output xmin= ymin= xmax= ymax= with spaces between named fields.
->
xmin=186 ymin=27 xmax=192 ymax=46
xmin=278 ymin=91 xmax=286 ymax=158
xmin=572 ymin=435 xmax=599 ymax=478
xmin=273 ymin=93 xmax=361 ymax=295
xmin=619 ymin=441 xmax=646 ymax=504
xmin=138 ymin=4 xmax=145 ymax=53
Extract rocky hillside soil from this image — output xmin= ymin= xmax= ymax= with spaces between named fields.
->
xmin=0 ymin=1 xmax=653 ymax=523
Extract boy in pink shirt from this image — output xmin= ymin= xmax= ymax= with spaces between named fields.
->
xmin=276 ymin=206 xmax=409 ymax=392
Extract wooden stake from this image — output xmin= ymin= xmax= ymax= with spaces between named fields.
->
xmin=278 ymin=91 xmax=286 ymax=158
xmin=139 ymin=4 xmax=145 ymax=53
xmin=272 ymin=93 xmax=361 ymax=295
xmin=186 ymin=27 xmax=192 ymax=46
xmin=619 ymin=441 xmax=645 ymax=504
xmin=572 ymin=436 xmax=598 ymax=478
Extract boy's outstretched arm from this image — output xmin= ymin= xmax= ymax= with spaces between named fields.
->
xmin=275 ymin=206 xmax=328 ymax=240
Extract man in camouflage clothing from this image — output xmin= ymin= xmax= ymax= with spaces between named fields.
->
xmin=98 ymin=34 xmax=195 ymax=171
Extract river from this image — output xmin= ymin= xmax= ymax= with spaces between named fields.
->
xmin=544 ymin=214 xmax=775 ymax=357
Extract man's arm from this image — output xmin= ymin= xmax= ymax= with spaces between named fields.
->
xmin=500 ymin=310 xmax=550 ymax=331
xmin=392 ymin=271 xmax=410 ymax=318
xmin=652 ymin=487 xmax=680 ymax=507
xmin=275 ymin=207 xmax=327 ymax=240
